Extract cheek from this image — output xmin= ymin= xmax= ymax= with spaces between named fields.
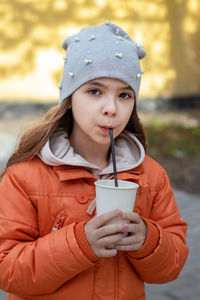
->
xmin=72 ymin=98 xmax=85 ymax=117
xmin=72 ymin=103 xmax=94 ymax=127
xmin=121 ymin=104 xmax=134 ymax=123
xmin=71 ymin=106 xmax=84 ymax=127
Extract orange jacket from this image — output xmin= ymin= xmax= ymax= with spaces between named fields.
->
xmin=0 ymin=155 xmax=188 ymax=300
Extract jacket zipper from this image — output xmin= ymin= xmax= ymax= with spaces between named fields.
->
xmin=52 ymin=215 xmax=65 ymax=232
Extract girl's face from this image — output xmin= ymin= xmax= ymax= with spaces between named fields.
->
xmin=70 ymin=77 xmax=135 ymax=147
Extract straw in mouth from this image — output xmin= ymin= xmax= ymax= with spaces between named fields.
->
xmin=109 ymin=128 xmax=118 ymax=187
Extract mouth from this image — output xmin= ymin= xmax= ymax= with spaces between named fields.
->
xmin=99 ymin=126 xmax=113 ymax=135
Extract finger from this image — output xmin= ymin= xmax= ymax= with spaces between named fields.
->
xmin=97 ymin=232 xmax=124 ymax=247
xmin=94 ymin=210 xmax=122 ymax=228
xmin=115 ymin=243 xmax=142 ymax=251
xmin=98 ymin=248 xmax=118 ymax=258
xmin=116 ymin=233 xmax=144 ymax=246
xmin=96 ymin=223 xmax=128 ymax=239
xmin=117 ymin=223 xmax=139 ymax=235
xmin=122 ymin=212 xmax=141 ymax=223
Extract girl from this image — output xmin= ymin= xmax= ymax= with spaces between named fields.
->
xmin=0 ymin=22 xmax=188 ymax=300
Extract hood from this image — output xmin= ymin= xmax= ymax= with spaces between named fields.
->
xmin=38 ymin=129 xmax=145 ymax=177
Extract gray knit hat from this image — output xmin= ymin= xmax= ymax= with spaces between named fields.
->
xmin=59 ymin=21 xmax=146 ymax=103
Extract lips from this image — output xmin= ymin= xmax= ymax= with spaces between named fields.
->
xmin=99 ymin=126 xmax=112 ymax=135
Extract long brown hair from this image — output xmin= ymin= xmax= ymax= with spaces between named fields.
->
xmin=4 ymin=97 xmax=146 ymax=172
xmin=5 ymin=97 xmax=72 ymax=170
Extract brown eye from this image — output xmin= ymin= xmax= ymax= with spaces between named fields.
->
xmin=89 ymin=89 xmax=101 ymax=95
xmin=120 ymin=92 xmax=131 ymax=99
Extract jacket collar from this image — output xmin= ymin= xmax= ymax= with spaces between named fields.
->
xmin=53 ymin=163 xmax=145 ymax=183
xmin=53 ymin=165 xmax=95 ymax=182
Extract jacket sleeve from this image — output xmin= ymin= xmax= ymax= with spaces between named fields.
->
xmin=126 ymin=170 xmax=188 ymax=283
xmin=0 ymin=168 xmax=94 ymax=296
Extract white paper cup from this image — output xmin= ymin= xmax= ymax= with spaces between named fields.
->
xmin=95 ymin=180 xmax=139 ymax=225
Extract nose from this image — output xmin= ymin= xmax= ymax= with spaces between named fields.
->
xmin=102 ymin=98 xmax=117 ymax=116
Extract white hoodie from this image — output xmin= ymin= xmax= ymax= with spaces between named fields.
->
xmin=38 ymin=129 xmax=145 ymax=179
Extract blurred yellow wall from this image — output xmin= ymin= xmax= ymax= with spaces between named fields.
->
xmin=0 ymin=0 xmax=200 ymax=102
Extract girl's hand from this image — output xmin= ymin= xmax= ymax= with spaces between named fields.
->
xmin=84 ymin=210 xmax=127 ymax=258
xmin=115 ymin=212 xmax=147 ymax=251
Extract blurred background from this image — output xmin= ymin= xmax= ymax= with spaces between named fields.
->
xmin=1 ymin=0 xmax=200 ymax=101
xmin=0 ymin=0 xmax=200 ymax=299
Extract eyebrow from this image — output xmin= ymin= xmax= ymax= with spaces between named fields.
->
xmin=86 ymin=80 xmax=133 ymax=91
